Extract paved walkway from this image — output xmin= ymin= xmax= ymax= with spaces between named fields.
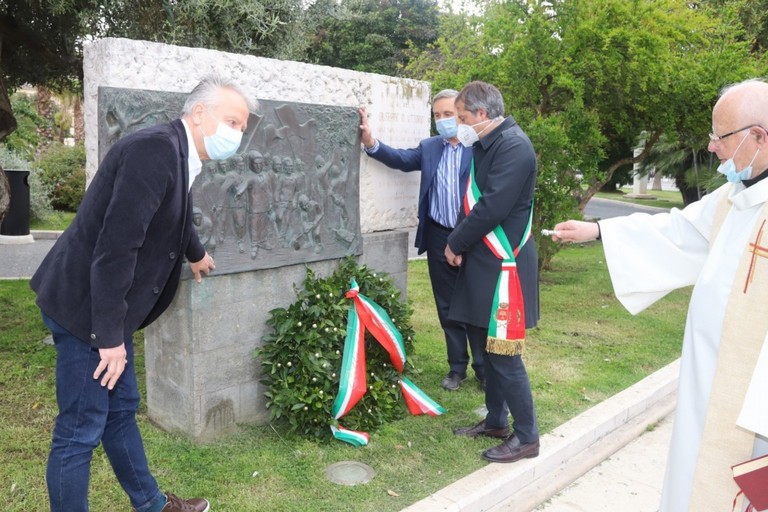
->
xmin=532 ymin=415 xmax=671 ymax=512
xmin=0 ymin=233 xmax=56 ymax=279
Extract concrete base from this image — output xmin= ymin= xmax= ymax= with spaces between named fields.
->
xmin=624 ymin=194 xmax=657 ymax=200
xmin=400 ymin=359 xmax=680 ymax=512
xmin=30 ymin=230 xmax=62 ymax=240
xmin=0 ymin=234 xmax=34 ymax=244
xmin=144 ymin=229 xmax=409 ymax=443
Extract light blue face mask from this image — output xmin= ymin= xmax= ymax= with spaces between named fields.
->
xmin=201 ymin=109 xmax=243 ymax=160
xmin=717 ymin=132 xmax=759 ymax=183
xmin=435 ymin=117 xmax=458 ymax=138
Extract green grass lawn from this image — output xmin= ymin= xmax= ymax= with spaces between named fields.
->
xmin=1 ymin=244 xmax=690 ymax=511
xmin=30 ymin=211 xmax=76 ymax=231
xmin=594 ymin=187 xmax=685 ymax=210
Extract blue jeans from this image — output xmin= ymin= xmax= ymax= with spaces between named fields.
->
xmin=43 ymin=313 xmax=164 ymax=512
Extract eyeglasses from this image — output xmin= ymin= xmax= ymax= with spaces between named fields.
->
xmin=708 ymin=124 xmax=762 ymax=143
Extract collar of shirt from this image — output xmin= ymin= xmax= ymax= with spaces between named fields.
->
xmin=181 ymin=119 xmax=202 ymax=191
xmin=730 ymin=172 xmax=768 ymax=210
xmin=478 ymin=116 xmax=515 ymax=150
xmin=442 ymin=138 xmax=462 ymax=150
xmin=743 ymin=168 xmax=768 ymax=188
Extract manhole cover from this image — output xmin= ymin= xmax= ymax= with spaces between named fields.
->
xmin=325 ymin=461 xmax=375 ymax=486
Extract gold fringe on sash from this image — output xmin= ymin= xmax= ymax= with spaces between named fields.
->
xmin=487 ymin=337 xmax=525 ymax=356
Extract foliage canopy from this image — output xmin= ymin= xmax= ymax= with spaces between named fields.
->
xmin=405 ymin=0 xmax=764 ymax=266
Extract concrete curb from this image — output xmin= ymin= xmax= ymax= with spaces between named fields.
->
xmin=31 ymin=230 xmax=63 ymax=240
xmin=0 ymin=234 xmax=35 ymax=244
xmin=400 ymin=359 xmax=680 ymax=512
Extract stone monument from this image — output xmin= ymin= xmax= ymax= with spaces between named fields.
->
xmin=84 ymin=38 xmax=430 ymax=442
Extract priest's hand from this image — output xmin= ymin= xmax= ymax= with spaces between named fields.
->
xmin=552 ymin=220 xmax=600 ymax=243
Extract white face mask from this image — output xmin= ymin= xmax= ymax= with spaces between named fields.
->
xmin=716 ymin=132 xmax=759 ymax=183
xmin=456 ymin=117 xmax=501 ymax=147
xmin=200 ymin=108 xmax=244 ymax=160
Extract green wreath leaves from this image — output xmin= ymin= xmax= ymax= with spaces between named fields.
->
xmin=257 ymin=257 xmax=416 ymax=440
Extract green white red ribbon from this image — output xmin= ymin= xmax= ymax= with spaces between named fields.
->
xmin=463 ymin=159 xmax=533 ymax=355
xmin=331 ymin=279 xmax=445 ymax=445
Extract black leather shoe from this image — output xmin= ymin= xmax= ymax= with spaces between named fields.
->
xmin=453 ymin=420 xmax=510 ymax=439
xmin=441 ymin=371 xmax=467 ymax=391
xmin=482 ymin=435 xmax=540 ymax=463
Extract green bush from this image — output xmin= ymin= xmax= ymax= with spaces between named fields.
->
xmin=4 ymin=93 xmax=47 ymax=161
xmin=36 ymin=142 xmax=85 ymax=211
xmin=257 ymin=257 xmax=416 ymax=441
xmin=0 ymin=147 xmax=54 ymax=223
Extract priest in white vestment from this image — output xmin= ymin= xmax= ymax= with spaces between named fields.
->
xmin=553 ymin=79 xmax=768 ymax=511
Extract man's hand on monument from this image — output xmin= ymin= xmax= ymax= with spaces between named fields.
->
xmin=358 ymin=106 xmax=375 ymax=148
xmin=190 ymin=252 xmax=216 ymax=283
xmin=94 ymin=343 xmax=128 ymax=390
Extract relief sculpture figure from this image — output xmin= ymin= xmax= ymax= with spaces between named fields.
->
xmin=235 ymin=150 xmax=276 ymax=258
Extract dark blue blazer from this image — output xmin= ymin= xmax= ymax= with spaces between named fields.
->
xmin=367 ymin=135 xmax=473 ymax=254
xmin=31 ymin=119 xmax=205 ymax=348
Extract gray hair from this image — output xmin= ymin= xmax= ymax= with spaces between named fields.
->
xmin=432 ymin=89 xmax=459 ymax=105
xmin=456 ymin=81 xmax=505 ymax=118
xmin=182 ymin=74 xmax=258 ymax=114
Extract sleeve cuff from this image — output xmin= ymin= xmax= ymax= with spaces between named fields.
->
xmin=363 ymin=139 xmax=380 ymax=154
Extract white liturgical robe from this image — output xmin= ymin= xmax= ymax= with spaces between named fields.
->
xmin=599 ymin=177 xmax=768 ymax=511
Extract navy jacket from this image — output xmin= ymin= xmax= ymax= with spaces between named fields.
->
xmin=367 ymin=135 xmax=473 ymax=254
xmin=447 ymin=117 xmax=540 ymax=329
xmin=31 ymin=119 xmax=204 ymax=348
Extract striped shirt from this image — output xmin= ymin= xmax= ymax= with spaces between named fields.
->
xmin=429 ymin=140 xmax=464 ymax=228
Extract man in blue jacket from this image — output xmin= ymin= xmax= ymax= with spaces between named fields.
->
xmin=359 ymin=89 xmax=483 ymax=391
xmin=31 ymin=75 xmax=253 ymax=512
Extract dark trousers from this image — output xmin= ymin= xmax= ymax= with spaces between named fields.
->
xmin=425 ymin=219 xmax=486 ymax=379
xmin=466 ymin=324 xmax=539 ymax=444
xmin=42 ymin=313 xmax=164 ymax=512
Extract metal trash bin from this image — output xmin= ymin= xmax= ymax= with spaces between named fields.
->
xmin=0 ymin=169 xmax=31 ymax=236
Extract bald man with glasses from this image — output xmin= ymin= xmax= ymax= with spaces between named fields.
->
xmin=553 ymin=78 xmax=768 ymax=511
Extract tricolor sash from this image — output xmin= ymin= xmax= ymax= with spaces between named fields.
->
xmin=331 ymin=279 xmax=445 ymax=446
xmin=463 ymin=159 xmax=533 ymax=356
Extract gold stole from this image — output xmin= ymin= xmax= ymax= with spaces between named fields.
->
xmin=689 ymin=187 xmax=768 ymax=511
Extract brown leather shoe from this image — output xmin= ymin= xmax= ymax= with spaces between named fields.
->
xmin=482 ymin=435 xmax=540 ymax=463
xmin=453 ymin=420 xmax=510 ymax=439
xmin=161 ymin=493 xmax=210 ymax=512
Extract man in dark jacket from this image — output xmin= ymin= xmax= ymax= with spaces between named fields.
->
xmin=359 ymin=90 xmax=485 ymax=391
xmin=448 ymin=81 xmax=541 ymax=464
xmin=31 ymin=75 xmax=253 ymax=512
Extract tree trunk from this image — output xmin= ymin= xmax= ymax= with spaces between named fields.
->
xmin=36 ymin=85 xmax=54 ymax=154
xmin=578 ymin=129 xmax=664 ymax=210
xmin=0 ymin=64 xmax=15 ymax=223
xmin=0 ymin=74 xmax=17 ymax=143
xmin=73 ymin=95 xmax=85 ymax=142
xmin=0 ymin=166 xmax=10 ymax=226
xmin=651 ymin=171 xmax=663 ymax=191
xmin=674 ymin=171 xmax=701 ymax=206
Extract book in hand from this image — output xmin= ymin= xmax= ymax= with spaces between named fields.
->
xmin=732 ymin=453 xmax=768 ymax=511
